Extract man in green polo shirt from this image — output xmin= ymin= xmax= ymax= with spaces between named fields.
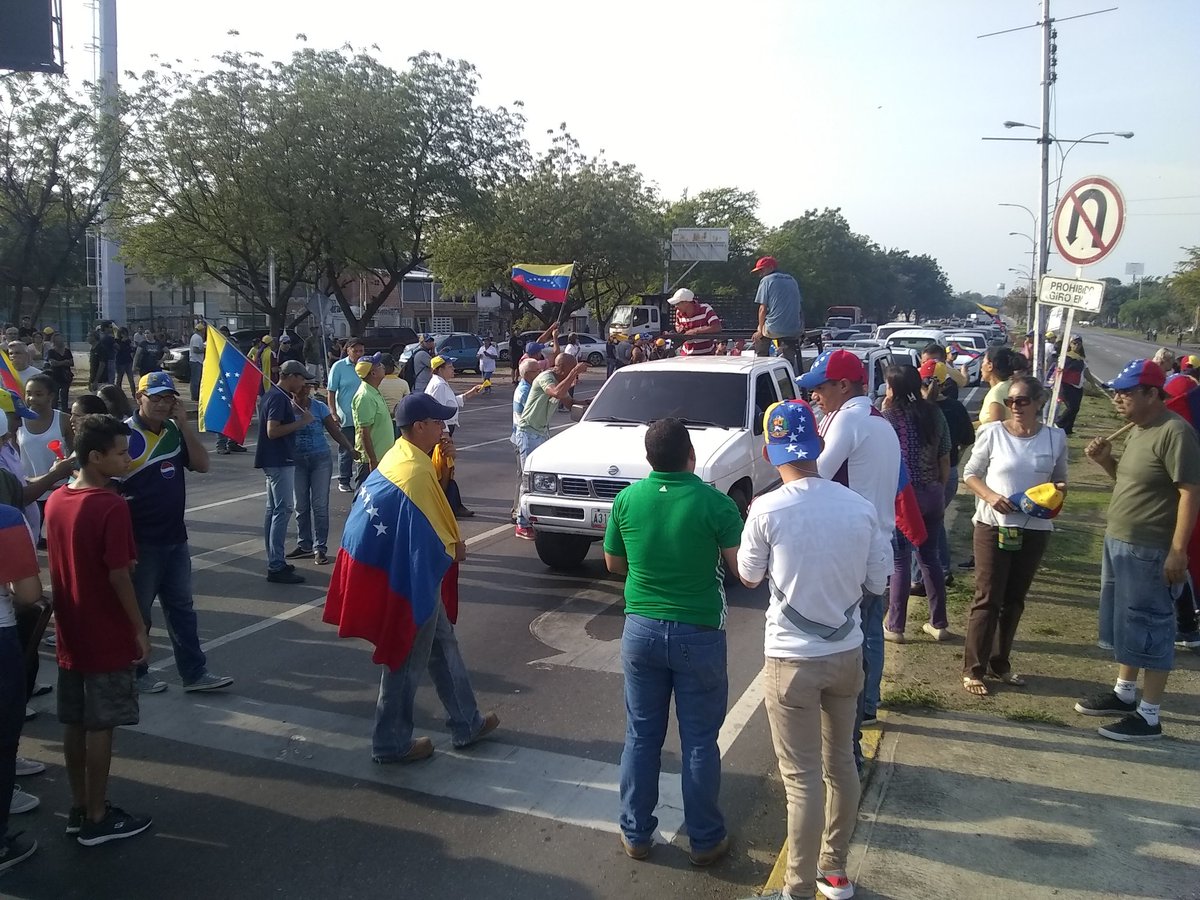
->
xmin=603 ymin=417 xmax=743 ymax=867
xmin=352 ymin=353 xmax=394 ymax=482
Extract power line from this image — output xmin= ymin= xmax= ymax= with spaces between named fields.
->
xmin=1126 ymin=195 xmax=1200 ymax=202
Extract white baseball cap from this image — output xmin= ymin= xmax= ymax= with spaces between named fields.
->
xmin=667 ymin=288 xmax=695 ymax=306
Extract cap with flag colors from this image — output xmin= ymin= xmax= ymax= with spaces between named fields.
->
xmin=1165 ymin=373 xmax=1197 ymax=399
xmin=511 ymin=264 xmax=574 ymax=303
xmin=762 ymin=400 xmax=822 ymax=466
xmin=323 ymin=437 xmax=460 ymax=669
xmin=0 ymin=388 xmax=36 ymax=420
xmin=138 ymin=371 xmax=178 ymax=396
xmin=798 ymin=349 xmax=866 ymax=389
xmin=197 ymin=325 xmax=267 ymax=445
xmin=1106 ymin=358 xmax=1165 ymax=391
xmin=1008 ymin=482 xmax=1064 ymax=520
xmin=918 ymin=359 xmax=950 ymax=383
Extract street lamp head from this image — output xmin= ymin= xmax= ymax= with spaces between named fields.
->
xmin=1003 ymin=120 xmax=1032 ymax=129
xmin=1115 ymin=131 xmax=1134 ymax=139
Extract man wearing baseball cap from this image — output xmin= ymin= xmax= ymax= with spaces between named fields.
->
xmin=750 ymin=257 xmax=804 ymax=373
xmin=120 ymin=371 xmax=232 ymax=692
xmin=799 ymin=349 xmax=900 ymax=768
xmin=737 ymin=400 xmax=889 ymax=900
xmin=256 ymin=361 xmax=314 ymax=584
xmin=424 ymin=355 xmax=485 ymax=437
xmin=352 ymin=353 xmax=394 ymax=480
xmin=412 ymin=334 xmax=437 ymax=393
xmin=666 ymin=288 xmax=722 ymax=356
xmin=1079 ymin=359 xmax=1200 ymax=741
xmin=329 ymin=337 xmax=365 ymax=492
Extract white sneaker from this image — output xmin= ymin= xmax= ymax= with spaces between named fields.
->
xmin=135 ymin=673 xmax=168 ymax=694
xmin=816 ymin=870 xmax=855 ymax=900
xmin=14 ymin=757 xmax=45 ymax=777
xmin=10 ymin=787 xmax=39 ymax=815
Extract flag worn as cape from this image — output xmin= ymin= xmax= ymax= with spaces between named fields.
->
xmin=197 ymin=326 xmax=265 ymax=445
xmin=323 ymin=438 xmax=461 ymax=670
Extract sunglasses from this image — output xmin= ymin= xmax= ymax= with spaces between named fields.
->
xmin=1003 ymin=396 xmax=1034 ymax=408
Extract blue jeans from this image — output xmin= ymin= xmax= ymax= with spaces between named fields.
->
xmin=132 ymin=541 xmax=207 ymax=683
xmin=619 ymin=613 xmax=728 ymax=851
xmin=337 ymin=425 xmax=357 ymax=486
xmin=189 ymin=360 xmax=202 ymax=401
xmin=263 ymin=466 xmax=296 ymax=573
xmin=372 ymin=601 xmax=485 ymax=759
xmin=514 ymin=430 xmax=549 ymax=527
xmin=293 ymin=452 xmax=332 ymax=553
xmin=853 ymin=589 xmax=885 ymax=770
xmin=1099 ymin=536 xmax=1176 ymax=671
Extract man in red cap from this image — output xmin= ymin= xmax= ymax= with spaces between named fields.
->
xmin=751 ymin=256 xmax=805 ymax=373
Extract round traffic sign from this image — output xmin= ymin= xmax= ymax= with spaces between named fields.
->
xmin=1053 ymin=175 xmax=1125 ymax=267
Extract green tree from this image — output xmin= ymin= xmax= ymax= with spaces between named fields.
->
xmin=1168 ymin=247 xmax=1200 ymax=331
xmin=431 ymin=129 xmax=662 ymax=328
xmin=662 ymin=188 xmax=765 ymax=299
xmin=0 ymin=74 xmax=122 ymax=323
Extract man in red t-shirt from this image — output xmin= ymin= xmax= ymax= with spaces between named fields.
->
xmin=667 ymin=288 xmax=722 ymax=356
xmin=45 ymin=415 xmax=152 ymax=847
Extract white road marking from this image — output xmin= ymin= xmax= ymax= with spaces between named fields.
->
xmin=191 ymin=538 xmax=265 ymax=573
xmin=186 ymin=491 xmax=267 ymax=514
xmin=456 ymin=422 xmax=571 ymax=452
xmin=720 ymin=666 xmax=766 ymax=756
xmin=126 ymin=689 xmax=686 ymax=843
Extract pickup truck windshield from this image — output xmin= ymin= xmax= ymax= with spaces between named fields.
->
xmin=889 ymin=335 xmax=941 ymax=352
xmin=584 ymin=370 xmax=746 ymax=428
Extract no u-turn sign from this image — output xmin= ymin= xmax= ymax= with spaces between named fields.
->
xmin=1053 ymin=175 xmax=1126 ymax=267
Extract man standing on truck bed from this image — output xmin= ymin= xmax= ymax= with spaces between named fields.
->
xmin=751 ymin=256 xmax=805 ymax=373
xmin=667 ymin=289 xmax=722 ymax=356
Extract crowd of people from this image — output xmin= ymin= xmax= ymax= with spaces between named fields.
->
xmin=1 ymin=291 xmax=1198 ymax=898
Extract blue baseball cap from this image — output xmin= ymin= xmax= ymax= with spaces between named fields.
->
xmin=137 ymin=371 xmax=178 ymax=396
xmin=420 ymin=333 xmax=436 ymax=343
xmin=797 ymin=349 xmax=866 ymax=390
xmin=525 ymin=341 xmax=545 ymax=356
xmin=1107 ymin=358 xmax=1166 ymax=392
xmin=762 ymin=400 xmax=822 ymax=466
xmin=395 ymin=392 xmax=458 ymax=427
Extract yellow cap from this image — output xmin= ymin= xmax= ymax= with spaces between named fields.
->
xmin=430 ymin=355 xmax=449 ymax=369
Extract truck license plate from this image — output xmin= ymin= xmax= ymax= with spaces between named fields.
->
xmin=591 ymin=509 xmax=609 ymax=529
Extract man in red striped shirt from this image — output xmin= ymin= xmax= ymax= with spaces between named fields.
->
xmin=668 ymin=289 xmax=722 ymax=356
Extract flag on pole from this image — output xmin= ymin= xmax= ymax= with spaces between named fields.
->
xmin=197 ymin=325 xmax=266 ymax=444
xmin=0 ymin=348 xmax=23 ymax=392
xmin=511 ymin=263 xmax=574 ymax=303
xmin=976 ymin=302 xmax=999 ymax=316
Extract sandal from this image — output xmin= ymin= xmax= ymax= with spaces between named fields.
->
xmin=962 ymin=677 xmax=989 ymax=696
xmin=988 ymin=671 xmax=1026 ymax=686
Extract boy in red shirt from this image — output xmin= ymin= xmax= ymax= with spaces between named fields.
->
xmin=45 ymin=415 xmax=152 ymax=846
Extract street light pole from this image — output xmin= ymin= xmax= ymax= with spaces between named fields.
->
xmin=1000 ymin=203 xmax=1038 ymax=330
xmin=1034 ymin=0 xmax=1053 ymax=379
xmin=1010 ymin=233 xmax=1037 ymax=316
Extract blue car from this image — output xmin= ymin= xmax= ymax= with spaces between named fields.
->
xmin=397 ymin=333 xmax=484 ymax=374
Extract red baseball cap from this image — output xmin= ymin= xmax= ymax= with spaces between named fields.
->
xmin=751 ymin=256 xmax=777 ymax=274
xmin=797 ymin=349 xmax=866 ymax=388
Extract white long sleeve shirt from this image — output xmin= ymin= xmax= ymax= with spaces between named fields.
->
xmin=816 ymin=394 xmax=900 ymax=544
xmin=738 ymin=478 xmax=891 ymax=659
xmin=424 ymin=374 xmax=466 ymax=426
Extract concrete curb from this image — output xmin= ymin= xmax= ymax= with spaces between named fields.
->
xmin=755 ymin=714 xmax=887 ymax=897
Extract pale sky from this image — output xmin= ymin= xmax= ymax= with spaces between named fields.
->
xmin=61 ymin=0 xmax=1199 ymax=295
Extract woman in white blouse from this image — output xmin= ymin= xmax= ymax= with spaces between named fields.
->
xmin=961 ymin=375 xmax=1068 ymax=696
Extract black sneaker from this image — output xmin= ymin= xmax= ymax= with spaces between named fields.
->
xmin=229 ymin=443 xmax=248 ymax=453
xmin=266 ymin=569 xmax=306 ymax=584
xmin=1098 ymin=712 xmax=1163 ymax=742
xmin=65 ymin=805 xmax=86 ymax=835
xmin=1074 ymin=691 xmax=1137 ymax=717
xmin=285 ymin=546 xmax=312 ymax=560
xmin=77 ymin=806 xmax=152 ymax=846
xmin=0 ymin=832 xmax=36 ymax=872
xmin=957 ymin=556 xmax=975 ymax=570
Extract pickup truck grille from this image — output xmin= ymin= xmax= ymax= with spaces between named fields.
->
xmin=556 ymin=476 xmax=632 ymax=500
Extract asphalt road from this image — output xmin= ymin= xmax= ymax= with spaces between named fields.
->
xmin=1074 ymin=326 xmax=1186 ymax=382
xmin=14 ymin=369 xmax=789 ymax=900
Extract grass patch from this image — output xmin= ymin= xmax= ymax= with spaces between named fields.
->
xmin=881 ymin=394 xmax=1200 ymax=740
xmin=881 ymin=685 xmax=946 ymax=710
xmin=1004 ymin=708 xmax=1068 ymax=727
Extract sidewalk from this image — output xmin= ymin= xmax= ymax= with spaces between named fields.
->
xmin=845 ymin=710 xmax=1200 ymax=899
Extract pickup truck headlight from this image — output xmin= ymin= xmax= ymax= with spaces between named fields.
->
xmin=532 ymin=473 xmax=558 ymax=494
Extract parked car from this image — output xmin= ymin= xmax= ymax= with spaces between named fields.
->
xmin=162 ymin=345 xmax=190 ymax=381
xmin=498 ymin=332 xmax=607 ymax=367
xmin=520 ymin=354 xmax=798 ymax=569
xmin=232 ymin=328 xmax=270 ymax=356
xmin=361 ymin=326 xmax=419 ymax=359
xmin=397 ymin=333 xmax=485 ymax=374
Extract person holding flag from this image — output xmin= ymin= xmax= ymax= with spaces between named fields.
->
xmin=324 ymin=393 xmax=499 ymax=764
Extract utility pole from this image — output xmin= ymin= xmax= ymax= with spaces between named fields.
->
xmin=1032 ymin=0 xmax=1054 ymax=380
xmin=97 ymin=0 xmax=125 ymax=325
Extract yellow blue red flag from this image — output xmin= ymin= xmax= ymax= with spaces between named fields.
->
xmin=197 ymin=326 xmax=266 ymax=444
xmin=512 ymin=263 xmax=574 ymax=303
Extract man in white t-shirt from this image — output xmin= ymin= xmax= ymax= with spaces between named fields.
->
xmin=188 ymin=324 xmax=205 ymax=402
xmin=799 ymin=349 xmax=900 ymax=770
xmin=738 ymin=399 xmax=889 ymax=900
xmin=477 ymin=338 xmax=499 ymax=394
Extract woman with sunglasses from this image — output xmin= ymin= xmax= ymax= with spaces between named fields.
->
xmin=960 ymin=375 xmax=1068 ymax=695
xmin=881 ymin=365 xmax=952 ymax=643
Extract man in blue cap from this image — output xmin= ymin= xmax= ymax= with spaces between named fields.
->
xmin=737 ymin=399 xmax=889 ymax=900
xmin=120 ymin=371 xmax=233 ymax=693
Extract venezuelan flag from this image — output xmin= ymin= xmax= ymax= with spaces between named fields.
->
xmin=197 ymin=325 xmax=264 ymax=445
xmin=512 ymin=263 xmax=574 ymax=303
xmin=895 ymin=458 xmax=928 ymax=547
xmin=0 ymin=348 xmax=22 ymax=393
xmin=0 ymin=503 xmax=38 ymax=583
xmin=323 ymin=438 xmax=460 ymax=670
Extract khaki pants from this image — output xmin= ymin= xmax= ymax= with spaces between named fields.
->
xmin=764 ymin=649 xmax=863 ymax=895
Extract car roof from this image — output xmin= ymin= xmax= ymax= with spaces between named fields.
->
xmin=630 ymin=355 xmax=785 ymax=374
xmin=888 ymin=328 xmax=945 ymax=338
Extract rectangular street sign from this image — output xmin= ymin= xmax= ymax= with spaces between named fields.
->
xmin=670 ymin=227 xmax=730 ymax=262
xmin=1037 ymin=275 xmax=1105 ymax=313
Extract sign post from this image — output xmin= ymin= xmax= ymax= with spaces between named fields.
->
xmin=1041 ymin=177 xmax=1126 ymax=422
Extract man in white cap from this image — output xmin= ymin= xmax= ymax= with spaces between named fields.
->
xmin=666 ymin=289 xmax=722 ymax=356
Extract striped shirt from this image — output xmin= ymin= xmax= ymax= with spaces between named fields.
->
xmin=675 ymin=303 xmax=721 ymax=356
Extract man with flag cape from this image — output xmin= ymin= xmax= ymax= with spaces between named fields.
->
xmin=323 ymin=393 xmax=499 ymax=763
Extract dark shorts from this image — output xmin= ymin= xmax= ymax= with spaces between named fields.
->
xmin=57 ymin=667 xmax=140 ymax=731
